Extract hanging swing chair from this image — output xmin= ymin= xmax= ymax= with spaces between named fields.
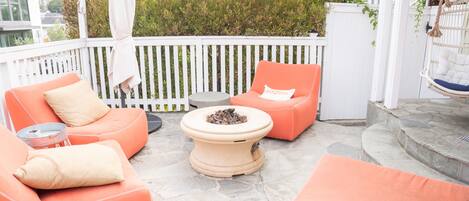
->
xmin=422 ymin=0 xmax=469 ymax=98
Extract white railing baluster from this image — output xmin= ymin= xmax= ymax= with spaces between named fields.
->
xmin=50 ymin=52 xmax=59 ymax=74
xmin=89 ymin=47 xmax=98 ymax=91
xmin=229 ymin=45 xmax=234 ymax=96
xmin=288 ymin=45 xmax=293 ymax=64
xmin=304 ymin=45 xmax=310 ymax=64
xmin=97 ymin=47 xmax=107 ymax=100
xmin=164 ymin=45 xmax=173 ymax=111
xmin=196 ymin=43 xmax=203 ymax=93
xmin=237 ymin=45 xmax=243 ymax=95
xmin=139 ymin=46 xmax=149 ymax=110
xmin=46 ymin=56 xmax=53 ymax=77
xmin=296 ymin=45 xmax=302 ymax=64
xmin=246 ymin=45 xmax=251 ymax=90
xmin=263 ymin=45 xmax=268 ymax=61
xmin=66 ymin=50 xmax=71 ymax=72
xmin=73 ymin=49 xmax=80 ymax=72
xmin=182 ymin=46 xmax=189 ymax=111
xmin=156 ymin=46 xmax=164 ymax=110
xmin=271 ymin=45 xmax=277 ymax=62
xmin=203 ymin=45 xmax=209 ymax=92
xmin=148 ymin=46 xmax=156 ymax=111
xmin=105 ymin=46 xmax=116 ymax=108
xmin=220 ymin=45 xmax=226 ymax=93
xmin=211 ymin=45 xmax=217 ymax=91
xmin=173 ymin=46 xmax=181 ymax=111
xmin=32 ymin=58 xmax=40 ymax=83
xmin=254 ymin=45 xmax=259 ymax=70
xmin=189 ymin=45 xmax=196 ymax=95
xmin=310 ymin=45 xmax=317 ymax=64
xmin=280 ymin=45 xmax=285 ymax=63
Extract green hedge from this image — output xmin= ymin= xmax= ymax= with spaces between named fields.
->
xmin=64 ymin=0 xmax=330 ymax=38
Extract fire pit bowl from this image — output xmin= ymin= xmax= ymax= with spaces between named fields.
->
xmin=181 ymin=105 xmax=273 ymax=177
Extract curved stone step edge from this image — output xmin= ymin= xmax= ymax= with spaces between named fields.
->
xmin=396 ymin=126 xmax=469 ymax=184
xmin=361 ymin=123 xmax=462 ymax=184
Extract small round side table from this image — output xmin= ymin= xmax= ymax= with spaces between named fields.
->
xmin=189 ymin=92 xmax=230 ymax=110
xmin=17 ymin=123 xmax=71 ymax=149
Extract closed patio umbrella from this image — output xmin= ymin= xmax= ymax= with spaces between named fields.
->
xmin=108 ymin=0 xmax=161 ymax=133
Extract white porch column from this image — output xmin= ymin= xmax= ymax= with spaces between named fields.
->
xmin=78 ymin=0 xmax=88 ymax=39
xmin=384 ymin=0 xmax=410 ymax=109
xmin=369 ymin=0 xmax=393 ymax=102
xmin=78 ymin=0 xmax=91 ymax=80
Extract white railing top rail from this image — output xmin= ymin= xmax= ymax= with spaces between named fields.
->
xmin=86 ymin=36 xmax=327 ymax=47
xmin=0 ymin=39 xmax=86 ymax=63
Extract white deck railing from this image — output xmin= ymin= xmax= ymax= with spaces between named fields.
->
xmin=0 ymin=36 xmax=326 ymax=127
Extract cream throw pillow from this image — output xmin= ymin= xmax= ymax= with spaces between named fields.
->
xmin=259 ymin=85 xmax=295 ymax=101
xmin=44 ymin=80 xmax=110 ymax=127
xmin=14 ymin=144 xmax=124 ymax=190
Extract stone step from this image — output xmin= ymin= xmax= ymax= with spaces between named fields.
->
xmin=397 ymin=115 xmax=469 ymax=184
xmin=362 ymin=123 xmax=462 ymax=184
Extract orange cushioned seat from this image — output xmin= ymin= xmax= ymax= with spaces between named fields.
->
xmin=0 ymin=126 xmax=151 ymax=201
xmin=4 ymin=73 xmax=148 ymax=158
xmin=295 ymin=154 xmax=469 ymax=201
xmin=231 ymin=61 xmax=321 ymax=141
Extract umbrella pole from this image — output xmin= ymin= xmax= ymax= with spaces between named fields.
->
xmin=119 ymin=86 xmax=162 ymax=134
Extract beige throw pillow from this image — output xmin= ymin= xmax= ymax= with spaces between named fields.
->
xmin=259 ymin=85 xmax=295 ymax=101
xmin=44 ymin=80 xmax=110 ymax=127
xmin=14 ymin=144 xmax=124 ymax=190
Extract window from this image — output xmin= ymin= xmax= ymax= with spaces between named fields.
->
xmin=0 ymin=30 xmax=32 ymax=47
xmin=0 ymin=0 xmax=29 ymax=21
xmin=0 ymin=0 xmax=10 ymax=21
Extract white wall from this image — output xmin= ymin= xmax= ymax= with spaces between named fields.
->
xmin=320 ymin=3 xmax=445 ymax=120
xmin=320 ymin=3 xmax=376 ymax=120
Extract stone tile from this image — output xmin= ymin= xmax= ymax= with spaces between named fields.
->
xmin=326 ymin=142 xmax=362 ymax=160
xmin=132 ymin=113 xmax=365 ymax=200
xmin=163 ymin=189 xmax=230 ymax=201
xmin=145 ymin=175 xmax=218 ymax=199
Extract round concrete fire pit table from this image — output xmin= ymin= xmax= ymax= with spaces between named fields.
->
xmin=181 ymin=106 xmax=273 ymax=177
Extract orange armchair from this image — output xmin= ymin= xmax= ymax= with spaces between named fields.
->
xmin=4 ymin=73 xmax=148 ymax=158
xmin=231 ymin=61 xmax=321 ymax=141
xmin=0 ymin=125 xmax=152 ymax=201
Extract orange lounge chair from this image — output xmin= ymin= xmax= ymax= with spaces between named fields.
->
xmin=295 ymin=154 xmax=469 ymax=201
xmin=0 ymin=125 xmax=152 ymax=201
xmin=4 ymin=73 xmax=148 ymax=158
xmin=231 ymin=61 xmax=321 ymax=141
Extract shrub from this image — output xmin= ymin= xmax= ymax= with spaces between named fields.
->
xmin=47 ymin=23 xmax=68 ymax=41
xmin=63 ymin=0 xmax=329 ymax=38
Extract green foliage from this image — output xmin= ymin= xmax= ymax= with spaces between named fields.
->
xmin=47 ymin=23 xmax=68 ymax=41
xmin=48 ymin=0 xmax=63 ymax=13
xmin=414 ymin=0 xmax=426 ymax=31
xmin=64 ymin=0 xmax=329 ymax=38
xmin=13 ymin=37 xmax=33 ymax=46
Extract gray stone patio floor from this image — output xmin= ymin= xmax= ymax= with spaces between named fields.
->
xmin=130 ymin=112 xmax=365 ymax=201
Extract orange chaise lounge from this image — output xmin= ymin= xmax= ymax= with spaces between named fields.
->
xmin=4 ymin=73 xmax=148 ymax=158
xmin=231 ymin=61 xmax=321 ymax=141
xmin=0 ymin=125 xmax=151 ymax=201
xmin=295 ymin=154 xmax=469 ymax=201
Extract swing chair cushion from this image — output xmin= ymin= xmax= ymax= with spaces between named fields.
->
xmin=434 ymin=79 xmax=469 ymax=91
xmin=435 ymin=50 xmax=469 ymax=86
